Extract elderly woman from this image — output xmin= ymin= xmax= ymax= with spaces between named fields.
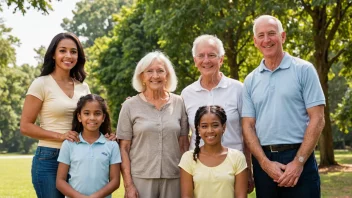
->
xmin=117 ymin=51 xmax=189 ymax=198
xmin=181 ymin=34 xmax=254 ymax=193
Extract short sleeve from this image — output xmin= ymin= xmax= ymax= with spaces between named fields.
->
xmin=178 ymin=151 xmax=194 ymax=175
xmin=302 ymin=65 xmax=326 ymax=109
xmin=180 ymin=97 xmax=189 ymax=136
xmin=242 ymin=75 xmax=256 ymax=118
xmin=116 ymin=101 xmax=133 ymax=140
xmin=27 ymin=78 xmax=44 ymax=101
xmin=83 ymin=82 xmax=91 ymax=94
xmin=110 ymin=141 xmax=122 ymax=165
xmin=230 ymin=149 xmax=247 ymax=175
xmin=57 ymin=140 xmax=71 ymax=165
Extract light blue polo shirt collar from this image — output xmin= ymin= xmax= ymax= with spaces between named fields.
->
xmin=259 ymin=52 xmax=292 ymax=72
xmin=78 ymin=133 xmax=106 ymax=144
xmin=194 ymin=72 xmax=229 ymax=91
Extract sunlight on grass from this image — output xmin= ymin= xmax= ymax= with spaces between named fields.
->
xmin=315 ymin=149 xmax=352 ymax=164
xmin=320 ymin=172 xmax=352 ymax=197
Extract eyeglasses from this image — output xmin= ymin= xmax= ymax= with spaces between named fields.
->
xmin=195 ymin=53 xmax=219 ymax=60
xmin=143 ymin=69 xmax=167 ymax=76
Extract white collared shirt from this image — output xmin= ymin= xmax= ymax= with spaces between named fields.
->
xmin=181 ymin=73 xmax=243 ymax=151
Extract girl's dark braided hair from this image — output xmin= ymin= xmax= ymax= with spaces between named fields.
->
xmin=193 ymin=105 xmax=227 ymax=161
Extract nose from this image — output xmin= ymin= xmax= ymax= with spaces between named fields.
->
xmin=202 ymin=55 xmax=212 ymax=62
xmin=89 ymin=114 xmax=95 ymax=120
xmin=65 ymin=52 xmax=73 ymax=58
xmin=264 ymin=34 xmax=271 ymax=42
xmin=206 ymin=126 xmax=214 ymax=132
xmin=151 ymin=71 xmax=159 ymax=77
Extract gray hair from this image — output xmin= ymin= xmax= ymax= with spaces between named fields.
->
xmin=253 ymin=15 xmax=284 ymax=35
xmin=192 ymin=34 xmax=225 ymax=57
xmin=132 ymin=51 xmax=177 ymax=92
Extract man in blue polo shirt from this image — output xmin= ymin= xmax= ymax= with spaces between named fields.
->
xmin=242 ymin=15 xmax=325 ymax=198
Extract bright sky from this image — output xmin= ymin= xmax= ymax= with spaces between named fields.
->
xmin=1 ymin=0 xmax=80 ymax=66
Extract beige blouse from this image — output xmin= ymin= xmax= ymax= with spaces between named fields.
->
xmin=117 ymin=93 xmax=189 ymax=178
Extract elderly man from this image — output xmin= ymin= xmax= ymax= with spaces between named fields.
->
xmin=242 ymin=15 xmax=325 ymax=198
xmin=181 ymin=34 xmax=254 ymax=193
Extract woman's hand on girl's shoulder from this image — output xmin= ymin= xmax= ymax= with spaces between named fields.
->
xmin=61 ymin=130 xmax=80 ymax=142
xmin=105 ymin=133 xmax=118 ymax=142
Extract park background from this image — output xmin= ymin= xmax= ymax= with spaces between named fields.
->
xmin=0 ymin=0 xmax=351 ymax=197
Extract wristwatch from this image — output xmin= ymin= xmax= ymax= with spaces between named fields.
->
xmin=296 ymin=155 xmax=305 ymax=163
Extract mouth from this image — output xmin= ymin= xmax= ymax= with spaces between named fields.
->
xmin=202 ymin=65 xmax=213 ymax=69
xmin=205 ymin=135 xmax=216 ymax=140
xmin=263 ymin=43 xmax=274 ymax=48
xmin=62 ymin=60 xmax=75 ymax=66
xmin=149 ymin=80 xmax=163 ymax=84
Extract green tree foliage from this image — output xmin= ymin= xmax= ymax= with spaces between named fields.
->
xmin=0 ymin=64 xmax=39 ymax=153
xmin=61 ymin=0 xmax=133 ymax=47
xmin=2 ymin=0 xmax=58 ymax=14
xmin=0 ymin=21 xmax=41 ymax=153
xmin=143 ymin=0 xmax=264 ymax=85
xmin=296 ymin=0 xmax=352 ymax=166
xmin=0 ymin=20 xmax=18 ymax=67
xmin=88 ymin=2 xmax=159 ymax=124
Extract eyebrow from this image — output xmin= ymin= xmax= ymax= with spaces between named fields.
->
xmin=58 ymin=46 xmax=78 ymax=50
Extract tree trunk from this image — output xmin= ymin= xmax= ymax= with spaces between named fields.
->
xmin=314 ymin=49 xmax=337 ymax=166
xmin=318 ymin=78 xmax=337 ymax=166
xmin=227 ymin=53 xmax=239 ymax=80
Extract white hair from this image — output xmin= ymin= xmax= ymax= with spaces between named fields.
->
xmin=132 ymin=51 xmax=177 ymax=92
xmin=253 ymin=15 xmax=284 ymax=35
xmin=191 ymin=34 xmax=225 ymax=57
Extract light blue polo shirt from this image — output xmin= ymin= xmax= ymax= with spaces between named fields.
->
xmin=242 ymin=53 xmax=325 ymax=146
xmin=58 ymin=133 xmax=121 ymax=197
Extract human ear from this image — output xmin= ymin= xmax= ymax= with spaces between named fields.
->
xmin=77 ymin=113 xmax=82 ymax=122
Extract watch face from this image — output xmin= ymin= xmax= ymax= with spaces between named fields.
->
xmin=298 ymin=156 xmax=304 ymax=163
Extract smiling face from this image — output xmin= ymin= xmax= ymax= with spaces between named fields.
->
xmin=198 ymin=112 xmax=226 ymax=146
xmin=141 ymin=59 xmax=168 ymax=91
xmin=253 ymin=17 xmax=286 ymax=60
xmin=53 ymin=38 xmax=78 ymax=73
xmin=194 ymin=40 xmax=224 ymax=78
xmin=78 ymin=100 xmax=105 ymax=134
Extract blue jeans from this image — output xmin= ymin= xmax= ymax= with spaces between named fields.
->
xmin=252 ymin=149 xmax=320 ymax=198
xmin=32 ymin=146 xmax=64 ymax=198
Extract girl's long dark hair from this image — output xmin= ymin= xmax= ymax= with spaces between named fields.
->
xmin=193 ymin=105 xmax=227 ymax=161
xmin=72 ymin=94 xmax=112 ymax=135
xmin=40 ymin=32 xmax=87 ymax=82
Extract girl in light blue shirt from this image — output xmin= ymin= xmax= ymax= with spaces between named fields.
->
xmin=57 ymin=94 xmax=121 ymax=198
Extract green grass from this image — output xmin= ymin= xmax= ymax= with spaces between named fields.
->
xmin=0 ymin=158 xmax=124 ymax=197
xmin=321 ymin=172 xmax=352 ymax=197
xmin=0 ymin=150 xmax=351 ymax=198
xmin=315 ymin=149 xmax=352 ymax=164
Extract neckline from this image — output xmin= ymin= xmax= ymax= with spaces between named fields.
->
xmin=49 ymin=74 xmax=75 ymax=99
xmin=197 ymin=148 xmax=229 ymax=168
xmin=138 ymin=92 xmax=172 ymax=110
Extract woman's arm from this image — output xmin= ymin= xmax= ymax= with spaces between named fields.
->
xmin=179 ymin=135 xmax=190 ymax=155
xmin=90 ymin=163 xmax=121 ymax=198
xmin=234 ymin=169 xmax=248 ymax=198
xmin=180 ymin=168 xmax=194 ymax=198
xmin=20 ymin=95 xmax=79 ymax=142
xmin=120 ymin=139 xmax=139 ymax=198
xmin=56 ymin=163 xmax=88 ymax=198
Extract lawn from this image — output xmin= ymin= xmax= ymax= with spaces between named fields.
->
xmin=0 ymin=150 xmax=351 ymax=198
